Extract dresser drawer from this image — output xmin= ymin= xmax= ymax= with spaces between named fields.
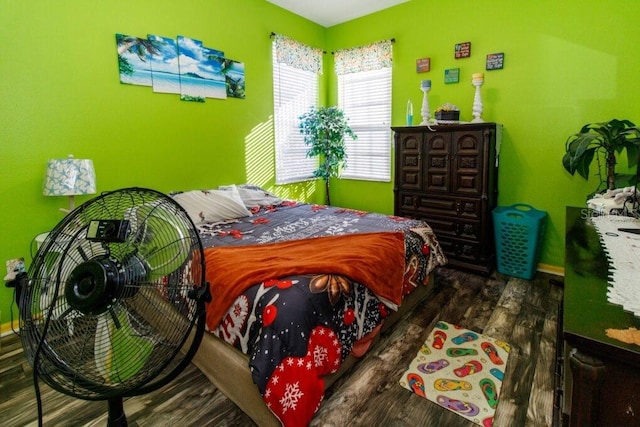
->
xmin=397 ymin=192 xmax=483 ymax=220
xmin=394 ymin=208 xmax=482 ymax=242
xmin=422 ymin=216 xmax=482 ymax=241
xmin=436 ymin=236 xmax=485 ymax=264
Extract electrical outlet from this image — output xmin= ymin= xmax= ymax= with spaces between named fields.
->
xmin=4 ymin=258 xmax=25 ymax=281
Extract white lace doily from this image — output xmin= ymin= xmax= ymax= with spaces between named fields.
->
xmin=591 ymin=215 xmax=640 ymax=316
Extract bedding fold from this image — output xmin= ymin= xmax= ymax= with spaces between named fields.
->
xmin=204 ymin=231 xmax=406 ymax=330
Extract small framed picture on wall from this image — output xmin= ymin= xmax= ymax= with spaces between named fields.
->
xmin=486 ymin=52 xmax=505 ymax=70
xmin=416 ymin=57 xmax=431 ymax=73
xmin=444 ymin=68 xmax=460 ymax=83
xmin=455 ymin=42 xmax=471 ymax=59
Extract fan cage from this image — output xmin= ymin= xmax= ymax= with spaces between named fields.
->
xmin=20 ymin=188 xmax=207 ymax=400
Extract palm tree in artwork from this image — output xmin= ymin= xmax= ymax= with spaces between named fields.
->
xmin=116 ymin=34 xmax=160 ymax=76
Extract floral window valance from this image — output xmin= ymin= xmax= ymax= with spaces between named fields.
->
xmin=334 ymin=39 xmax=393 ymax=75
xmin=273 ymin=33 xmax=323 ymax=75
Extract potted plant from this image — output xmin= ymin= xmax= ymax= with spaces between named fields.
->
xmin=562 ymin=118 xmax=640 ymax=193
xmin=299 ymin=106 xmax=357 ymax=205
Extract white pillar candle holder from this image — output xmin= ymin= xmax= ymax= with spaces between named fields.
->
xmin=420 ymin=80 xmax=432 ymax=125
xmin=471 ymin=73 xmax=484 ymax=123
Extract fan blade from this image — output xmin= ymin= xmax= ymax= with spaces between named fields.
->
xmin=94 ymin=314 xmax=111 ymax=379
xmin=127 ymin=203 xmax=192 ymax=279
xmin=94 ymin=309 xmax=155 ymax=384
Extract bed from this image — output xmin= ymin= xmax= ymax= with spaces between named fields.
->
xmin=171 ymin=185 xmax=447 ymax=426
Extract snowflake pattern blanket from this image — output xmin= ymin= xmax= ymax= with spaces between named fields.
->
xmin=198 ymin=202 xmax=447 ymax=426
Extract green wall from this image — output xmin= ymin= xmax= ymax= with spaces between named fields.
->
xmin=0 ymin=0 xmax=325 ymax=330
xmin=2 ymin=0 xmax=640 ymax=329
xmin=326 ymin=0 xmax=640 ymax=269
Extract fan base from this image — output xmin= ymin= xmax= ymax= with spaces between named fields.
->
xmin=107 ymin=397 xmax=128 ymax=427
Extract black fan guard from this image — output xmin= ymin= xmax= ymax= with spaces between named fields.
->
xmin=19 ymin=187 xmax=209 ymax=422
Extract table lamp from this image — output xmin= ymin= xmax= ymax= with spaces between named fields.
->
xmin=43 ymin=154 xmax=96 ymax=213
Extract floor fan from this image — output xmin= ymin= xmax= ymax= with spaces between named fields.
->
xmin=16 ymin=187 xmax=210 ymax=426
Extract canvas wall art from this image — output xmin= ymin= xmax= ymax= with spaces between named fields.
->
xmin=116 ymin=32 xmax=244 ymax=102
xmin=116 ymin=34 xmax=153 ymax=87
xmin=147 ymin=34 xmax=180 ymax=94
xmin=223 ymin=59 xmax=245 ymax=99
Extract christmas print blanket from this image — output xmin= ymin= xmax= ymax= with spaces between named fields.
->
xmin=199 ymin=202 xmax=447 ymax=426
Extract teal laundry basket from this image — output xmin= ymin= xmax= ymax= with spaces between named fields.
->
xmin=492 ymin=204 xmax=547 ymax=280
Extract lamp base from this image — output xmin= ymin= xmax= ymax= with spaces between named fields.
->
xmin=59 ymin=195 xmax=76 ymax=214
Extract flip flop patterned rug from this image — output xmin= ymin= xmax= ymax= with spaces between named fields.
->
xmin=399 ymin=321 xmax=511 ymax=427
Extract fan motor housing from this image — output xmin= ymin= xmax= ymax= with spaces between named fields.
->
xmin=65 ymin=258 xmax=140 ymax=316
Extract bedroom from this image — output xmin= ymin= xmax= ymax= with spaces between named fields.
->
xmin=0 ymin=0 xmax=639 ymax=425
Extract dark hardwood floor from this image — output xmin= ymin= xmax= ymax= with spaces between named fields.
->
xmin=0 ymin=267 xmax=563 ymax=426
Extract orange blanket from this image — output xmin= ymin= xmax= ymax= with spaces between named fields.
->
xmin=205 ymin=231 xmax=406 ymax=329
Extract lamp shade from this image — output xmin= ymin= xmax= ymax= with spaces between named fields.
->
xmin=43 ymin=156 xmax=96 ymax=196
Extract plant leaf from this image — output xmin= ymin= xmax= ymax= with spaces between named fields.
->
xmin=575 ymin=148 xmax=596 ymax=180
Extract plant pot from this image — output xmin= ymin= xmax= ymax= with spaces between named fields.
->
xmin=435 ymin=111 xmax=460 ymax=121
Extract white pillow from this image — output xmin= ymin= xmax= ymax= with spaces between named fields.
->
xmin=172 ymin=189 xmax=252 ymax=224
xmin=216 ymin=184 xmax=244 ymax=204
xmin=219 ymin=184 xmax=282 ymax=208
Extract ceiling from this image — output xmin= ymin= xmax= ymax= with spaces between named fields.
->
xmin=266 ymin=0 xmax=410 ymax=27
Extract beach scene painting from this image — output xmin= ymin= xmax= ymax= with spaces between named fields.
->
xmin=116 ymin=33 xmax=242 ymax=101
xmin=177 ymin=36 xmax=205 ymax=102
xmin=177 ymin=36 xmax=227 ymax=102
xmin=116 ymin=33 xmax=153 ymax=86
xmin=148 ymin=34 xmax=180 ymax=94
xmin=223 ymin=59 xmax=245 ymax=99
xmin=200 ymin=46 xmax=228 ymax=100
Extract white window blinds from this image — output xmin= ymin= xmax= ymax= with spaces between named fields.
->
xmin=335 ymin=40 xmax=393 ymax=182
xmin=272 ymin=34 xmax=322 ymax=184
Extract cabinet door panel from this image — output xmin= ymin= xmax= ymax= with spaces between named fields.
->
xmin=452 ymin=130 xmax=484 ymax=196
xmin=424 ymin=132 xmax=451 ymax=193
xmin=397 ymin=133 xmax=423 ymax=191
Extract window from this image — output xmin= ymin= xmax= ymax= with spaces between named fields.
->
xmin=272 ymin=35 xmax=322 ymax=184
xmin=335 ymin=40 xmax=393 ymax=182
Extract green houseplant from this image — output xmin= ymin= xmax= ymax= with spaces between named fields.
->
xmin=562 ymin=119 xmax=640 ymax=193
xmin=299 ymin=106 xmax=357 ymax=205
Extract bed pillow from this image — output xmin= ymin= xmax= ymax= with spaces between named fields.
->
xmin=218 ymin=184 xmax=282 ymax=208
xmin=171 ymin=189 xmax=252 ymax=225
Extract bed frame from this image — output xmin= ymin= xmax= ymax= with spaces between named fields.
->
xmin=191 ymin=273 xmax=438 ymax=426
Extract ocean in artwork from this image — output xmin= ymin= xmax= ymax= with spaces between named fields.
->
xmin=179 ymin=73 xmax=227 ymax=99
xmin=148 ymin=34 xmax=180 ymax=94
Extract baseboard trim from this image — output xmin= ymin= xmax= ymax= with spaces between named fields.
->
xmin=1 ymin=319 xmax=19 ymax=337
xmin=538 ymin=263 xmax=565 ymax=277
